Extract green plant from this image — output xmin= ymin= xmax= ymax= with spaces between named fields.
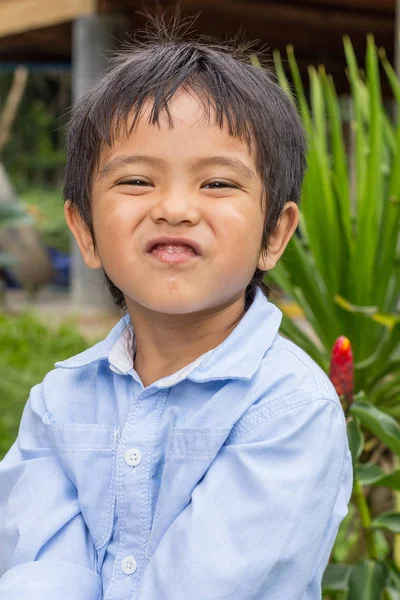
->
xmin=322 ymin=393 xmax=400 ymax=599
xmin=0 ymin=72 xmax=69 ymax=192
xmin=268 ymin=36 xmax=400 ymax=416
xmin=310 ymin=335 xmax=400 ymax=598
xmin=0 ymin=312 xmax=90 ymax=459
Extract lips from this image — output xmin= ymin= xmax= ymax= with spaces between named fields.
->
xmin=145 ymin=236 xmax=201 ymax=255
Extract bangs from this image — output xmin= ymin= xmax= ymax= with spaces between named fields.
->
xmin=85 ymin=46 xmax=263 ymax=170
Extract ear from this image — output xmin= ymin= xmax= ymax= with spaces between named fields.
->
xmin=257 ymin=201 xmax=299 ymax=271
xmin=64 ymin=201 xmax=102 ymax=269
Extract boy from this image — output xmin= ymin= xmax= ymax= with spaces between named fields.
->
xmin=0 ymin=14 xmax=353 ymax=600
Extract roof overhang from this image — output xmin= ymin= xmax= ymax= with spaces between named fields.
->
xmin=0 ymin=0 xmax=397 ymax=94
xmin=0 ymin=0 xmax=95 ymax=38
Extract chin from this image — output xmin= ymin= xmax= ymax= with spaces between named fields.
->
xmin=125 ymin=290 xmax=204 ymax=314
xmin=148 ymin=297 xmax=204 ymax=315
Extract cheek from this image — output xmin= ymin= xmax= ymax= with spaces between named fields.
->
xmin=214 ymin=202 xmax=263 ymax=257
xmin=92 ymin=195 xmax=139 ymax=247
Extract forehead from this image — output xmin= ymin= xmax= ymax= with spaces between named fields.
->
xmin=99 ymin=88 xmax=257 ymax=165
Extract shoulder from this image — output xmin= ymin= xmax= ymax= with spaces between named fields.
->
xmin=259 ymin=333 xmax=337 ymax=398
xmin=33 ymin=315 xmax=130 ymax=424
xmin=228 ymin=332 xmax=344 ymax=442
xmin=257 ymin=331 xmax=339 ymax=404
xmin=36 ymin=353 xmax=107 ymax=424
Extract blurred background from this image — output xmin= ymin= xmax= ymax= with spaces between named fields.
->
xmin=1 ymin=1 xmax=400 ymax=597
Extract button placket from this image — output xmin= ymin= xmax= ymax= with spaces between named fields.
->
xmin=105 ymin=389 xmax=168 ymax=600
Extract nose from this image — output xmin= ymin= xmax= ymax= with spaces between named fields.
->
xmin=150 ymin=190 xmax=201 ymax=226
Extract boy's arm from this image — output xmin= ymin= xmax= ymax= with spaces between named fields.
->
xmin=0 ymin=384 xmax=102 ymax=600
xmin=138 ymin=396 xmax=353 ymax=600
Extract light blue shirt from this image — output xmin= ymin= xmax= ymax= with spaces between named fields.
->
xmin=0 ymin=288 xmax=353 ymax=600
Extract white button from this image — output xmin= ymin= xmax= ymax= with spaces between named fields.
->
xmin=124 ymin=448 xmax=142 ymax=467
xmin=121 ymin=555 xmax=137 ymax=575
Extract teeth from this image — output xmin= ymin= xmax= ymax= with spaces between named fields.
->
xmin=153 ymin=244 xmax=195 ymax=254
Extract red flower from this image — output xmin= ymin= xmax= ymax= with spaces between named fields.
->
xmin=329 ymin=336 xmax=354 ymax=404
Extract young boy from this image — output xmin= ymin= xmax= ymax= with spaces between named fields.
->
xmin=0 ymin=16 xmax=353 ymax=600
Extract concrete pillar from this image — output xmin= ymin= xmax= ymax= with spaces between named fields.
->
xmin=70 ymin=14 xmax=128 ymax=311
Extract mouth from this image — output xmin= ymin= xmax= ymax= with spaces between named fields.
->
xmin=147 ymin=244 xmax=200 ymax=264
xmin=145 ymin=236 xmax=202 ymax=264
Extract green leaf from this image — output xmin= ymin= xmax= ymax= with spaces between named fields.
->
xmin=353 ymin=35 xmax=383 ymax=306
xmin=372 ymin=512 xmax=400 ymax=534
xmin=334 ymin=295 xmax=400 ymax=334
xmin=356 ymin=463 xmax=384 ymax=485
xmin=384 ymin=559 xmax=400 ymax=590
xmin=375 ymin=529 xmax=391 ymax=561
xmin=355 ymin=462 xmax=400 ymax=491
xmin=371 ymin=314 xmax=400 ymax=334
xmin=373 ymin=472 xmax=400 ymax=492
xmin=382 ymin=586 xmax=400 ymax=600
xmin=272 ymin=50 xmax=295 ymax=104
xmin=322 ymin=563 xmax=352 ymax=594
xmin=350 ymin=399 xmax=400 ymax=455
xmin=309 ymin=65 xmax=340 ymax=295
xmin=357 ymin=464 xmax=400 ymax=491
xmin=334 ymin=295 xmax=378 ymax=316
xmin=347 ymin=417 xmax=364 ymax=466
xmin=275 ymin=233 xmax=339 ymax=348
xmin=322 ymin=71 xmax=352 ymax=252
xmin=379 ymin=47 xmax=400 ymax=105
xmin=249 ymin=54 xmax=261 ymax=68
xmin=347 ymin=560 xmax=388 ymax=600
xmin=373 ymin=375 xmax=400 ymax=407
xmin=343 ymin=35 xmax=366 ymax=230
xmin=286 ymin=44 xmax=312 ymax=135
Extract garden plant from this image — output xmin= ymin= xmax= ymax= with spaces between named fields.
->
xmin=264 ymin=35 xmax=400 ymax=599
xmin=0 ymin=312 xmax=90 ymax=458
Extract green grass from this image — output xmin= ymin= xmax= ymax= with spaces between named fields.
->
xmin=0 ymin=312 xmax=91 ymax=459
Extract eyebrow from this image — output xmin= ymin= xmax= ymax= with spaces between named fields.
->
xmin=97 ymin=154 xmax=257 ymax=182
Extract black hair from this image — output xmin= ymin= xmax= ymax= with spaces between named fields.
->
xmin=63 ymin=9 xmax=307 ymax=311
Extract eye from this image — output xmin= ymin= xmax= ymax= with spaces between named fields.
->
xmin=203 ymin=181 xmax=238 ymax=189
xmin=117 ymin=179 xmax=152 ymax=186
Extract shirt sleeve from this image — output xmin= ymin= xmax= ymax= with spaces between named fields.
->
xmin=0 ymin=383 xmax=102 ymax=600
xmin=138 ymin=397 xmax=353 ymax=600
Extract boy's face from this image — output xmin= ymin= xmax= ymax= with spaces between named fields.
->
xmin=66 ymin=89 xmax=298 ymax=315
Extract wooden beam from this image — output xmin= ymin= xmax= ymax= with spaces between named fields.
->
xmin=178 ymin=0 xmax=393 ymax=36
xmin=291 ymin=0 xmax=394 ymax=13
xmin=0 ymin=0 xmax=96 ymax=39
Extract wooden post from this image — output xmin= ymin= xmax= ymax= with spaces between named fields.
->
xmin=70 ymin=14 xmax=127 ymax=310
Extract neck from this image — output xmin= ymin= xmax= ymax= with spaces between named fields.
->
xmin=125 ymin=293 xmax=247 ymax=387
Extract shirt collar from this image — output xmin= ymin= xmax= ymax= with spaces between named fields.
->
xmin=55 ymin=288 xmax=282 ymax=386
